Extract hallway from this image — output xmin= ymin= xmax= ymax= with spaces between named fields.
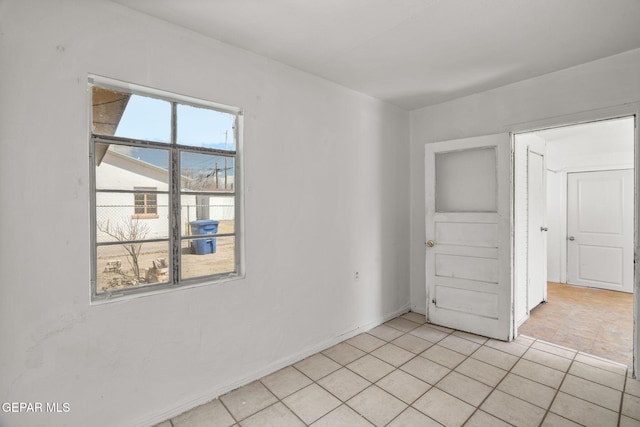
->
xmin=519 ymin=282 xmax=634 ymax=367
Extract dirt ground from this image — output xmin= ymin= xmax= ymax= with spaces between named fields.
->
xmin=96 ymin=220 xmax=235 ymax=293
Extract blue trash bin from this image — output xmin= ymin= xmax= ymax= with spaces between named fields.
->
xmin=190 ymin=220 xmax=219 ymax=255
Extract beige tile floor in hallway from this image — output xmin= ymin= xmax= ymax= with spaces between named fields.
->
xmin=519 ymin=282 xmax=634 ymax=367
xmin=153 ymin=312 xmax=640 ymax=427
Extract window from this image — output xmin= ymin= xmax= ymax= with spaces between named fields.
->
xmin=90 ymin=76 xmax=242 ymax=301
xmin=133 ymin=187 xmax=158 ymax=218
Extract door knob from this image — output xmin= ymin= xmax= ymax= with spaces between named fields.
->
xmin=568 ymin=236 xmax=575 ymax=241
xmin=426 ymin=240 xmax=435 ymax=247
xmin=540 ymin=227 xmax=548 ymax=232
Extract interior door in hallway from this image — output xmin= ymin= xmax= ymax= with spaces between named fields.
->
xmin=567 ymin=169 xmax=633 ymax=293
xmin=425 ymin=134 xmax=512 ymax=340
xmin=528 ymin=149 xmax=547 ymax=310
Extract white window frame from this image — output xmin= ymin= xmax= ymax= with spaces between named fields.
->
xmin=89 ymin=75 xmax=244 ymax=302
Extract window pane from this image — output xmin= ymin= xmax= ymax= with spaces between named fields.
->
xmin=181 ymin=236 xmax=235 ymax=280
xmin=134 ymin=195 xmax=145 ymax=214
xmin=145 ymin=193 xmax=157 ymax=214
xmin=181 ymin=151 xmax=234 ymax=192
xmin=435 ymin=147 xmax=497 ymax=212
xmin=96 ymin=193 xmax=169 ymax=242
xmin=96 ymin=144 xmax=169 ymax=190
xmin=96 ymin=242 xmax=169 ymax=292
xmin=180 ymin=195 xmax=234 ymax=236
xmin=177 ymin=104 xmax=236 ymax=150
xmin=92 ymin=86 xmax=171 ymax=143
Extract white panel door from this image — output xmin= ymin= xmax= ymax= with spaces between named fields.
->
xmin=567 ymin=169 xmax=633 ymax=293
xmin=425 ymin=134 xmax=512 ymax=340
xmin=527 ymin=150 xmax=547 ymax=310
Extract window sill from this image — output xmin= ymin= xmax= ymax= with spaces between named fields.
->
xmin=90 ymin=272 xmax=245 ymax=305
xmin=132 ymin=214 xmax=159 ymax=219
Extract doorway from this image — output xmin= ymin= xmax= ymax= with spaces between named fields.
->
xmin=514 ymin=116 xmax=635 ymax=366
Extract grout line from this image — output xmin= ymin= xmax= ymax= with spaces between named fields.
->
xmin=460 ymin=334 xmax=535 ymax=426
xmin=227 ymin=363 xmax=314 ymax=425
xmin=340 ymin=319 xmax=456 ymax=426
xmin=617 ymin=372 xmax=629 ymax=427
xmin=313 ymin=352 xmax=393 ymax=425
xmin=217 ymin=394 xmax=241 ymax=426
xmin=256 ymin=363 xmax=328 ymax=426
xmin=291 ymin=336 xmax=408 ymax=426
xmin=385 ymin=327 xmax=510 ymax=425
xmin=288 ymin=363 xmax=354 ymax=425
xmin=382 ymin=327 xmax=458 ymax=426
xmin=285 ymin=367 xmax=334 ymax=426
xmin=538 ymin=341 xmax=578 ymax=427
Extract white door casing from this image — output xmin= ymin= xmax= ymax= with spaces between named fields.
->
xmin=567 ymin=169 xmax=634 ymax=293
xmin=425 ymin=134 xmax=512 ymax=340
xmin=527 ymin=149 xmax=548 ymax=310
xmin=514 ymin=133 xmax=547 ymax=325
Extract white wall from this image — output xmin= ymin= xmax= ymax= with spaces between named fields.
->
xmin=0 ymin=1 xmax=410 ymax=426
xmin=546 ymin=170 xmax=563 ymax=282
xmin=409 ymin=48 xmax=640 ymax=372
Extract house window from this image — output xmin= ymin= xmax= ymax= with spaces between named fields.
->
xmin=133 ymin=187 xmax=159 ymax=218
xmin=89 ymin=75 xmax=243 ymax=301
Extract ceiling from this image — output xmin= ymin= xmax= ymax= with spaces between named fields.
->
xmin=111 ymin=0 xmax=640 ymax=110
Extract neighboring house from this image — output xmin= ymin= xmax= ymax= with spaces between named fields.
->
xmin=96 ymin=148 xmax=234 ymax=241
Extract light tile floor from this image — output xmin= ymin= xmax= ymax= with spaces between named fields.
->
xmin=154 ymin=312 xmax=640 ymax=427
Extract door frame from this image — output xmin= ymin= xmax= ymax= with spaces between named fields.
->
xmin=513 ymin=135 xmax=548 ymax=326
xmin=508 ymin=103 xmax=639 ymax=377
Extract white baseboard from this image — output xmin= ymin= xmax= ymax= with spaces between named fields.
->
xmin=410 ymin=304 xmax=426 ymax=315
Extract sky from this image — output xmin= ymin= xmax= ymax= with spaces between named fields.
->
xmin=115 ymin=94 xmax=236 ymax=150
xmin=113 ymin=94 xmax=236 ymax=173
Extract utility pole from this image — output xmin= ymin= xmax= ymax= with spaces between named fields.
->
xmin=224 ymin=130 xmax=228 ymax=190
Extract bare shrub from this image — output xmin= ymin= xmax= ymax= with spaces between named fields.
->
xmin=98 ymin=217 xmax=150 ymax=280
